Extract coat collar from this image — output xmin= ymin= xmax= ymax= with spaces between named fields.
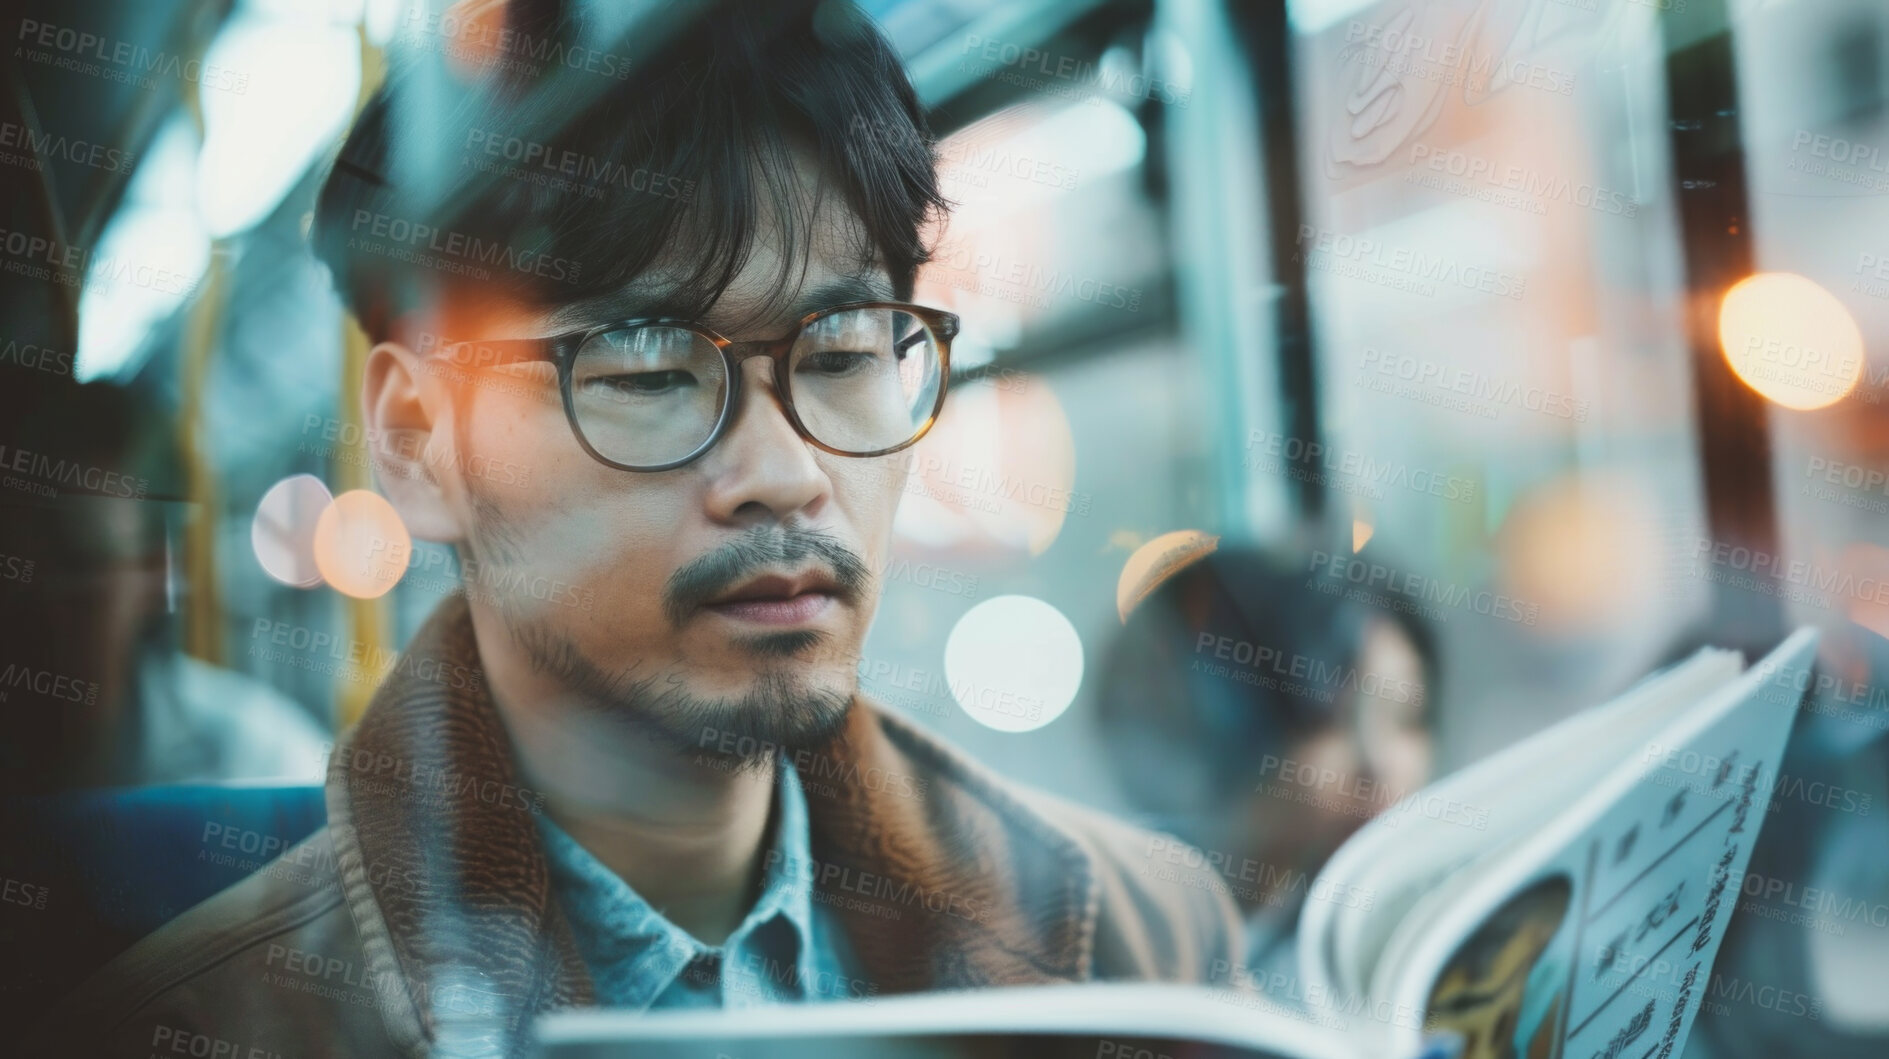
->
xmin=325 ymin=595 xmax=1099 ymax=1055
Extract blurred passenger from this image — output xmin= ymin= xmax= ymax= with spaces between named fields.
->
xmin=1098 ymin=546 xmax=1438 ymax=979
xmin=35 ymin=3 xmax=1239 ymax=1055
xmin=0 ymin=380 xmax=324 ymax=794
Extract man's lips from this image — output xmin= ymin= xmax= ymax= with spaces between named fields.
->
xmin=702 ymin=573 xmax=843 ymax=626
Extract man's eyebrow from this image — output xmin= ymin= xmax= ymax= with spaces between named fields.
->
xmin=544 ymin=287 xmax=691 ymax=331
xmin=786 ymin=276 xmax=896 ymax=318
xmin=546 ymin=274 xmax=896 ymax=333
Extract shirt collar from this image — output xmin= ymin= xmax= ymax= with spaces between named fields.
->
xmin=538 ymin=755 xmax=821 ymax=1011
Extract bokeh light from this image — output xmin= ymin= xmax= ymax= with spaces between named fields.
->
xmin=1718 ymin=272 xmax=1863 ymax=411
xmin=312 ymin=490 xmax=410 ymax=599
xmin=1116 ymin=529 xmax=1219 ymax=622
xmin=1497 ymin=471 xmax=1658 ymax=632
xmin=893 ymin=373 xmax=1078 ymax=556
xmin=944 ymin=595 xmax=1084 ymax=733
xmin=252 ymin=474 xmax=334 ymax=588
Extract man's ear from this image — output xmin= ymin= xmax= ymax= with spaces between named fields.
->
xmin=362 ymin=341 xmax=463 ymax=542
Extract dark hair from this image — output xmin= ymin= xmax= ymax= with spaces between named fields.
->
xmin=1096 ymin=547 xmax=1440 ymax=822
xmin=311 ymin=0 xmax=948 ymax=342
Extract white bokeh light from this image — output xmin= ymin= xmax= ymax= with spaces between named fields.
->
xmin=943 ymin=595 xmax=1084 ymax=733
xmin=251 ymin=474 xmax=334 ymax=587
xmin=75 ymin=116 xmax=210 ymax=382
xmin=197 ymin=10 xmax=360 ymax=238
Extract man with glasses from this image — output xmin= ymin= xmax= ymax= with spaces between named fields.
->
xmin=38 ymin=2 xmax=1238 ymax=1056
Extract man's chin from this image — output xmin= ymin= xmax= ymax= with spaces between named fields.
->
xmin=504 ymin=612 xmax=857 ymax=769
xmin=663 ymin=676 xmax=857 ymax=773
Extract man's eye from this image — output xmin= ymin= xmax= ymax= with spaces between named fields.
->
xmin=799 ymin=350 xmax=876 ymax=376
xmin=589 ymin=370 xmax=697 ymax=396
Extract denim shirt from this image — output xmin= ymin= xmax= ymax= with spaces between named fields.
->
xmin=539 ymin=758 xmax=868 ymax=1010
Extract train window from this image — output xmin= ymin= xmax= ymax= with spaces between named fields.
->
xmin=1290 ymin=0 xmax=1712 ymax=763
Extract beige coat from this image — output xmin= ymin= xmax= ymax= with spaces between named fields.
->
xmin=34 ymin=596 xmax=1242 ymax=1057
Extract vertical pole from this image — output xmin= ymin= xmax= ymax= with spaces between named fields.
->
xmin=1662 ymin=1 xmax=1784 ymax=652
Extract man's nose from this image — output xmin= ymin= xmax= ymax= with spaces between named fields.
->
xmin=700 ymin=356 xmax=829 ymax=525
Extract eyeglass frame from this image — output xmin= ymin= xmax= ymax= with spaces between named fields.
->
xmin=430 ymin=300 xmax=958 ymax=473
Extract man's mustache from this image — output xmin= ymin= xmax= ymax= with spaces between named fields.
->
xmin=663 ymin=526 xmax=870 ymax=626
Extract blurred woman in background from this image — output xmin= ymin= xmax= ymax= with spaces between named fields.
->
xmin=1098 ymin=546 xmax=1438 ymax=980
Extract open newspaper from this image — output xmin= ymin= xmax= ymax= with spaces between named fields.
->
xmin=529 ymin=629 xmax=1819 ymax=1059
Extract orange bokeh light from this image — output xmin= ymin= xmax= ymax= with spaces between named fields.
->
xmin=1498 ymin=472 xmax=1657 ymax=631
xmin=313 ymin=490 xmax=410 ymax=599
xmin=1116 ymin=529 xmax=1220 ymax=622
xmin=1718 ymin=272 xmax=1863 ymax=411
xmin=1352 ymin=519 xmax=1375 ymax=553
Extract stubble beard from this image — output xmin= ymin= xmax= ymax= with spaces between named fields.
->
xmin=459 ymin=488 xmax=868 ymax=773
xmin=508 ymin=615 xmax=858 ymax=773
